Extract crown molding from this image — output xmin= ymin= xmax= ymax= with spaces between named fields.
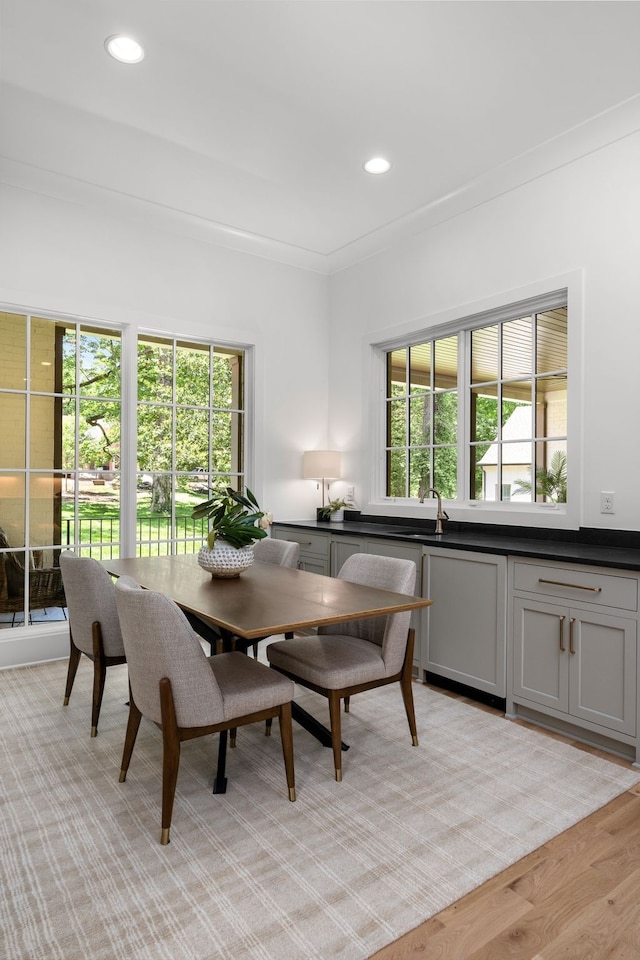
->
xmin=2 ymin=93 xmax=640 ymax=277
xmin=0 ymin=156 xmax=330 ymax=274
xmin=324 ymin=93 xmax=640 ymax=274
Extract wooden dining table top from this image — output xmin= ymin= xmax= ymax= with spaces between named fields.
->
xmin=103 ymin=553 xmax=432 ymax=640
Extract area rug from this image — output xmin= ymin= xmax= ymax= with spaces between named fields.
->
xmin=1 ymin=656 xmax=638 ymax=960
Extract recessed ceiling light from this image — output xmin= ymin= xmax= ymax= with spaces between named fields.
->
xmin=105 ymin=35 xmax=145 ymax=64
xmin=364 ymin=157 xmax=391 ymax=175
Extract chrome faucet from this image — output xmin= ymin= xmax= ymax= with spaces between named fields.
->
xmin=419 ymin=486 xmax=449 ymax=534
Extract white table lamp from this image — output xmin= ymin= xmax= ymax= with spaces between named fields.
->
xmin=303 ymin=450 xmax=341 ymax=507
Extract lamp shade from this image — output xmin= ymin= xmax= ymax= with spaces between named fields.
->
xmin=303 ymin=450 xmax=341 ymax=480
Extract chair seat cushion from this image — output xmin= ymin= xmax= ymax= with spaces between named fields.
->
xmin=210 ymin=652 xmax=295 ymax=721
xmin=267 ymin=635 xmax=386 ymax=689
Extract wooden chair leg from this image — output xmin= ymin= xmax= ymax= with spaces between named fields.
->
xmin=400 ymin=677 xmax=419 ymax=747
xmin=230 ymin=726 xmax=237 ymax=747
xmin=265 ymin=717 xmax=273 ymax=736
xmin=119 ymin=693 xmax=142 ymax=782
xmin=400 ymin=629 xmax=419 ymax=746
xmin=63 ymin=633 xmax=82 ymax=705
xmin=278 ymin=702 xmax=296 ymax=801
xmin=344 ymin=695 xmax=350 ymax=713
xmin=91 ymin=622 xmax=106 ymax=737
xmin=328 ymin=691 xmax=343 ymax=782
xmin=159 ymin=678 xmax=181 ymax=845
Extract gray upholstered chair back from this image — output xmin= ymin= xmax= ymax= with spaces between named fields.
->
xmin=114 ymin=576 xmax=225 ymax=728
xmin=318 ymin=553 xmax=416 ymax=675
xmin=253 ymin=537 xmax=300 ymax=568
xmin=59 ymin=552 xmax=124 ymax=657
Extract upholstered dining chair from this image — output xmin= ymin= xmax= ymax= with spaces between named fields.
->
xmin=245 ymin=537 xmax=300 ymax=657
xmin=253 ymin=536 xmax=300 ymax=568
xmin=266 ymin=552 xmax=417 ymax=782
xmin=114 ymin=576 xmax=296 ymax=845
xmin=59 ymin=551 xmax=126 ymax=737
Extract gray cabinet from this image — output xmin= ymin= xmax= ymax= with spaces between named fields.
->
xmin=330 ymin=535 xmax=365 ymax=576
xmin=422 ymin=548 xmax=507 ymax=698
xmin=272 ymin=524 xmax=640 ymax=763
xmin=509 ymin=558 xmax=638 ymax=759
xmin=271 ymin=527 xmax=330 ymax=576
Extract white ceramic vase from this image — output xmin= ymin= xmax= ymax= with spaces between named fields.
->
xmin=197 ymin=540 xmax=255 ymax=578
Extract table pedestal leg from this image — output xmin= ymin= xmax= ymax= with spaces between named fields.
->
xmin=291 ymin=702 xmax=349 ymax=751
xmin=213 ymin=729 xmax=228 ymax=794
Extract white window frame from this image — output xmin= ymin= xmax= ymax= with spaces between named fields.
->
xmin=365 ymin=272 xmax=583 ymax=531
xmin=129 ymin=331 xmax=253 ymax=558
xmin=0 ymin=303 xmax=257 ymax=665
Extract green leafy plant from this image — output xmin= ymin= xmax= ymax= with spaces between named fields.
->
xmin=191 ymin=487 xmax=269 ymax=549
xmin=513 ymin=451 xmax=567 ymax=503
xmin=318 ymin=497 xmax=350 ymax=521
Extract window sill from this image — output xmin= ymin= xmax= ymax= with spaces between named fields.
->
xmin=365 ymin=498 xmax=578 ymax=531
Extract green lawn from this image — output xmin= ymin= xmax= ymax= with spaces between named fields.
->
xmin=61 ymin=492 xmax=209 ymax=557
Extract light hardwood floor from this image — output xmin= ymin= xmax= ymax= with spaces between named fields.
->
xmin=371 ymin=685 xmax=640 ymax=960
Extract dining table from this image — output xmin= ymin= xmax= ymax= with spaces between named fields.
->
xmin=103 ymin=553 xmax=432 ymax=792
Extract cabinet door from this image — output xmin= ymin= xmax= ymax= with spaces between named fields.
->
xmin=298 ymin=556 xmax=330 ymax=576
xmin=512 ymin=598 xmax=569 ymax=712
xmin=330 ymin=537 xmax=365 ymax=577
xmin=569 ymin=610 xmax=636 ymax=736
xmin=425 ymin=550 xmax=507 ymax=697
xmin=271 ymin=527 xmax=330 ymax=576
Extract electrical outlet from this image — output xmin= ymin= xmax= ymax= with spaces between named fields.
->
xmin=347 ymin=486 xmax=355 ymax=501
xmin=600 ymin=491 xmax=615 ymax=514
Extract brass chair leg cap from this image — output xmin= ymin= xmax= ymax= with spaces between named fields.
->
xmin=335 ymin=769 xmax=342 ymax=782
xmin=90 ymin=726 xmax=98 ymax=738
xmin=229 ymin=737 xmax=236 ymax=748
xmin=119 ymin=770 xmax=127 ymax=783
xmin=412 ymin=736 xmax=419 ymax=746
xmin=264 ymin=727 xmax=271 ymax=737
xmin=288 ymin=787 xmax=296 ymax=802
xmin=160 ymin=828 xmax=170 ymax=845
xmin=63 ymin=696 xmax=70 ymax=706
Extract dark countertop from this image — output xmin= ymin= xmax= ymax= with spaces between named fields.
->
xmin=273 ymin=517 xmax=640 ymax=572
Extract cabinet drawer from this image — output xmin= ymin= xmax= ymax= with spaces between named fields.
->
xmin=513 ymin=562 xmax=638 ymax=612
xmin=274 ymin=530 xmax=330 ymax=558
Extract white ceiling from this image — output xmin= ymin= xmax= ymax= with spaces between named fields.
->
xmin=2 ymin=0 xmax=640 ymax=273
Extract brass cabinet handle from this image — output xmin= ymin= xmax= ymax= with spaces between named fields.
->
xmin=569 ymin=617 xmax=576 ymax=654
xmin=538 ymin=578 xmax=602 ymax=593
xmin=559 ymin=614 xmax=566 ymax=652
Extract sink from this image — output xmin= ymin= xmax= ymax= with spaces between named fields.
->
xmin=383 ymin=528 xmax=439 ymax=539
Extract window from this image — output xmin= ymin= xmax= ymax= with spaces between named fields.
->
xmin=0 ymin=309 xmax=249 ymax=629
xmin=470 ymin=307 xmax=567 ymax=504
xmin=386 ymin=336 xmax=459 ymax=499
xmin=136 ymin=335 xmax=246 ymax=556
xmin=384 ymin=292 xmax=568 ymax=506
xmin=0 ymin=311 xmax=122 ymax=627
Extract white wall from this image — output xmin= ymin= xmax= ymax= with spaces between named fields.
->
xmin=328 ymin=130 xmax=640 ymax=532
xmin=3 ymin=123 xmax=640 ymax=538
xmin=0 ymin=181 xmax=331 ymax=664
xmin=0 ymin=182 xmax=329 ymax=522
